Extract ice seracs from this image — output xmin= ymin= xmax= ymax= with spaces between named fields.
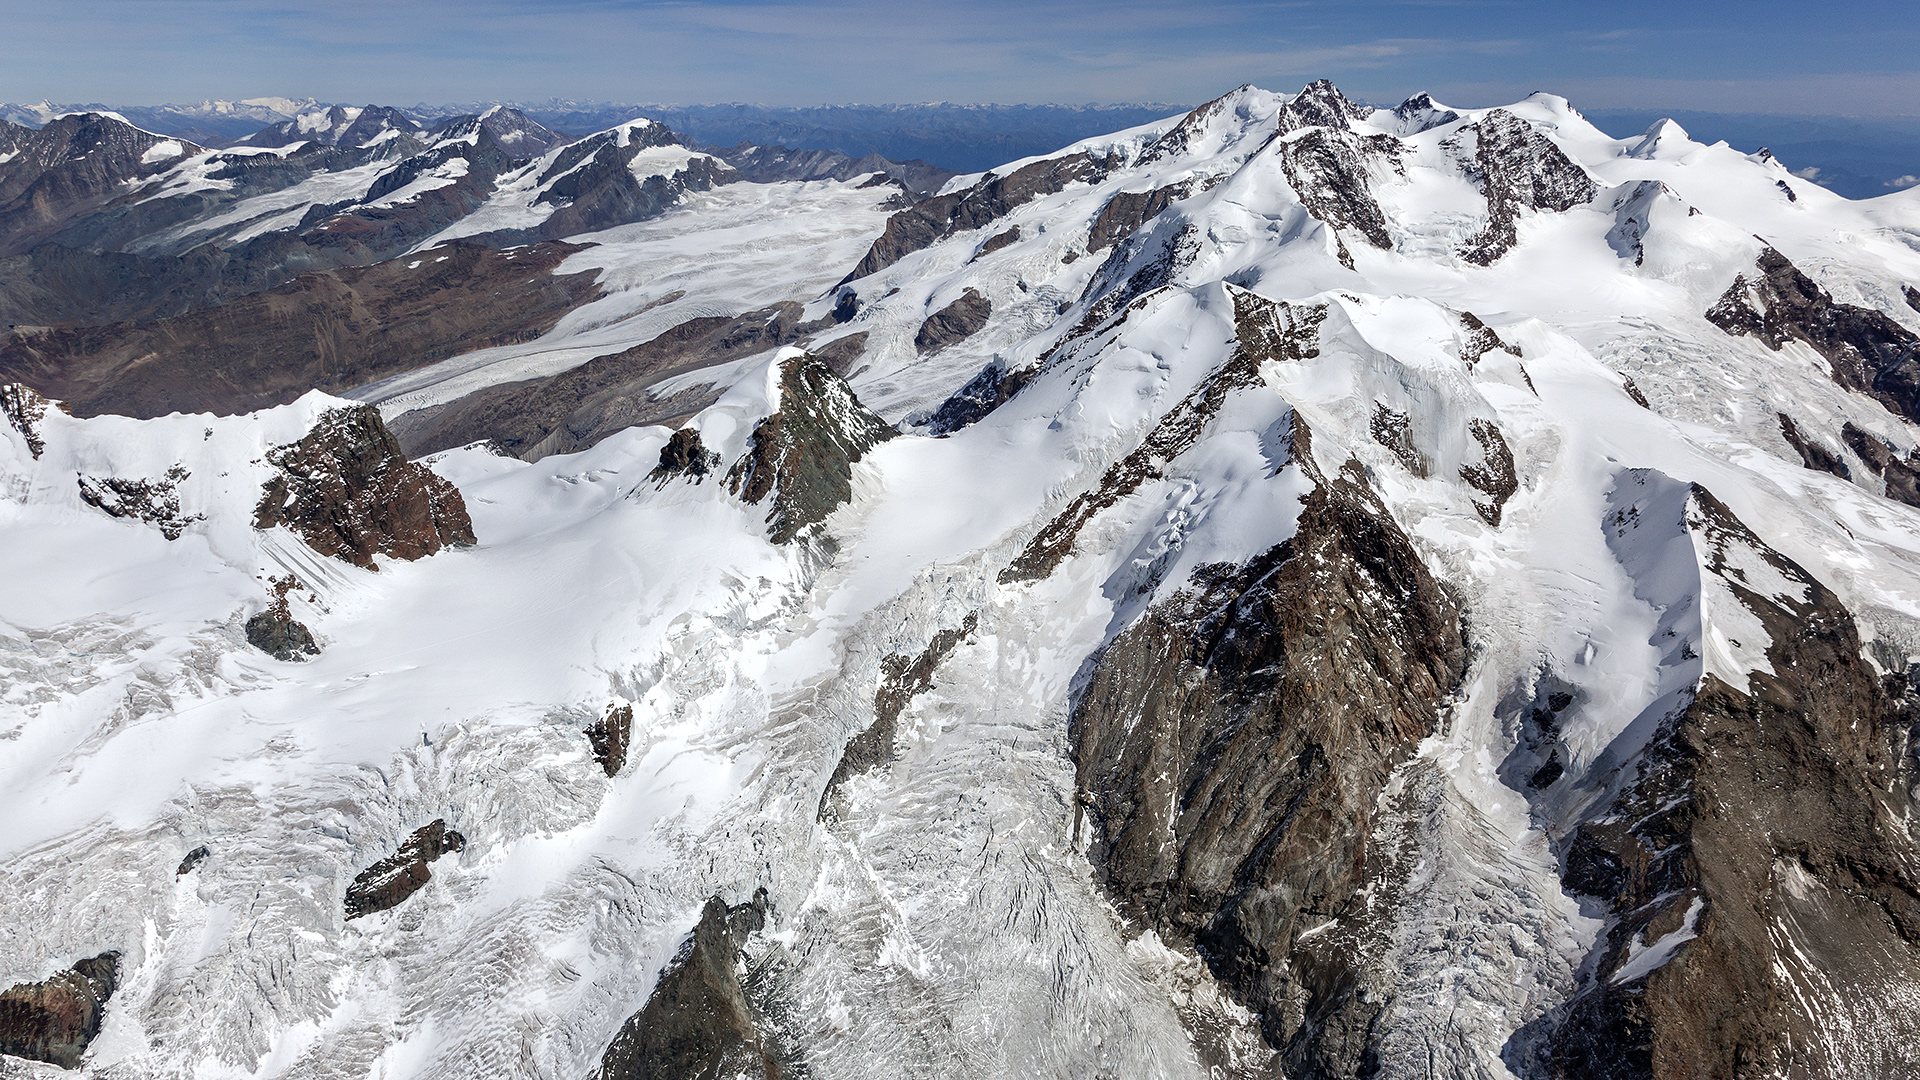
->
xmin=4 ymin=78 xmax=1920 ymax=1079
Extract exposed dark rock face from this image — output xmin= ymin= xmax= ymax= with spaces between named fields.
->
xmin=0 ymin=241 xmax=603 ymax=419
xmin=1906 ymin=284 xmax=1920 ymax=314
xmin=1621 ymin=375 xmax=1652 ymax=409
xmin=913 ymin=288 xmax=991 ymax=353
xmin=842 ymin=150 xmax=1108 ymax=282
xmin=1275 ymin=127 xmax=1400 ymax=255
xmin=821 ymin=612 xmax=978 ymax=816
xmin=0 ymin=953 xmax=120 ymax=1070
xmin=596 ymin=894 xmax=780 ymax=1080
xmin=77 ymin=464 xmax=198 ymax=539
xmin=1071 ymin=426 xmax=1469 ymax=1075
xmin=1461 ymin=417 xmax=1518 ymax=525
xmin=1706 ymin=248 xmax=1920 ymax=424
xmin=1842 ymin=422 xmax=1920 ymax=507
xmin=1454 ymin=110 xmax=1597 ymax=265
xmin=344 ymin=819 xmax=465 ymax=920
xmin=254 ymin=405 xmax=475 ymax=569
xmin=1002 ymin=293 xmax=1325 ymax=584
xmin=0 ymin=112 xmax=205 ymax=256
xmin=391 ymin=304 xmax=837 ymax=461
xmin=585 ymin=703 xmax=633 ymax=778
xmin=2 ymin=381 xmax=49 ymax=458
xmin=925 ymin=359 xmax=1035 ymax=436
xmin=1368 ymin=404 xmax=1427 ymax=478
xmin=974 ymin=225 xmax=1020 ymax=258
xmin=246 ymin=609 xmax=319 ymax=661
xmin=726 ymin=352 xmax=896 ymax=545
xmin=1776 ymin=412 xmax=1851 ymax=479
xmin=245 ymin=574 xmax=318 ymax=661
xmin=1459 ymin=311 xmax=1522 ymax=368
xmin=176 ymin=845 xmax=211 ymax=876
xmin=651 ymin=428 xmax=723 ymax=484
xmin=711 ymin=140 xmax=953 ymax=196
xmin=1087 ymin=181 xmax=1198 ymax=253
xmin=1516 ymin=484 xmax=1920 ymax=1080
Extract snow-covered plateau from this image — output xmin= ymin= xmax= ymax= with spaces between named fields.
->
xmin=3 ymin=81 xmax=1920 ymax=1080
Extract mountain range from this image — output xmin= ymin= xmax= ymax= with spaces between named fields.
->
xmin=1 ymin=79 xmax=1919 ymax=1079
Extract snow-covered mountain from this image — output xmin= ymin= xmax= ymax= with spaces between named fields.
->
xmin=3 ymin=79 xmax=1920 ymax=1080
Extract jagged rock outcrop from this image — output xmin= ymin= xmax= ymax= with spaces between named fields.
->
xmin=925 ymin=358 xmax=1034 ymax=436
xmin=1454 ymin=109 xmax=1596 ymax=265
xmin=0 ymin=381 xmax=48 ymax=458
xmin=585 ymin=703 xmax=632 ymax=778
xmin=842 ymin=150 xmax=1110 ymax=282
xmin=0 ymin=953 xmax=120 ymax=1069
xmin=914 ymin=288 xmax=991 ymax=353
xmin=254 ymin=405 xmax=475 ymax=568
xmin=77 ymin=465 xmax=198 ymax=539
xmin=596 ymin=894 xmax=780 ymax=1080
xmin=1459 ymin=311 xmax=1522 ymax=368
xmin=821 ymin=613 xmax=978 ymax=816
xmin=1776 ymin=412 xmax=1851 ymax=479
xmin=1275 ymin=127 xmax=1401 ymax=258
xmin=1706 ymin=247 xmax=1920 ymax=423
xmin=1461 ymin=416 xmax=1518 ymax=525
xmin=176 ymin=845 xmax=210 ymax=876
xmin=245 ymin=577 xmax=319 ymax=661
xmin=344 ymin=819 xmax=466 ymax=920
xmin=1002 ymin=293 xmax=1325 ymax=583
xmin=1071 ymin=424 xmax=1470 ymax=1075
xmin=391 ymin=303 xmax=835 ymax=461
xmin=245 ymin=609 xmax=318 ymax=661
xmin=1369 ymin=403 xmax=1427 ymax=478
xmin=1842 ymin=422 xmax=1920 ymax=507
xmin=0 ymin=241 xmax=603 ymax=419
xmin=726 ymin=352 xmax=896 ymax=545
xmin=650 ymin=428 xmax=722 ymax=484
xmin=1905 ymin=284 xmax=1920 ymax=314
xmin=1515 ymin=482 xmax=1920 ymax=1080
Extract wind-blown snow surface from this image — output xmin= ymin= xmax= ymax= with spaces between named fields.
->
xmin=5 ymin=82 xmax=1920 ymax=1078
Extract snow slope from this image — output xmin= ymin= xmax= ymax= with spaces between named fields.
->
xmin=5 ymin=80 xmax=1920 ymax=1079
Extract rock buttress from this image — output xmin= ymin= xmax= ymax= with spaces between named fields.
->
xmin=913 ymin=288 xmax=991 ymax=353
xmin=1519 ymin=487 xmax=1920 ymax=1080
xmin=0 ymin=953 xmax=119 ymax=1070
xmin=585 ymin=703 xmax=633 ymax=778
xmin=254 ymin=404 xmax=475 ymax=568
xmin=1071 ymin=433 xmax=1469 ymax=1075
xmin=344 ymin=819 xmax=466 ymax=920
xmin=726 ymin=353 xmax=896 ymax=545
xmin=1707 ymin=248 xmax=1920 ymax=423
xmin=597 ymin=895 xmax=781 ymax=1080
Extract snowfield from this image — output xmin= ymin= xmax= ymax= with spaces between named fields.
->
xmin=4 ymin=81 xmax=1920 ymax=1079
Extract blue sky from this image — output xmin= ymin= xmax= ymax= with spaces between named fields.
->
xmin=2 ymin=0 xmax=1916 ymax=114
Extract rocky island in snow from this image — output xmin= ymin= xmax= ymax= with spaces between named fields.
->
xmin=1 ymin=80 xmax=1919 ymax=1079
